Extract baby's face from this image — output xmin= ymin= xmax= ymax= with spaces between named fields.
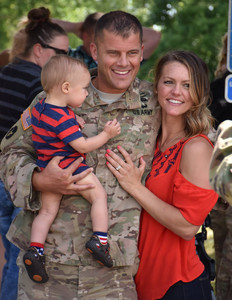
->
xmin=67 ymin=69 xmax=90 ymax=108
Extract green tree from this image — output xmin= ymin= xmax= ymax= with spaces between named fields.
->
xmin=139 ymin=0 xmax=229 ymax=80
xmin=0 ymin=0 xmax=229 ymax=81
xmin=0 ymin=0 xmax=131 ymax=50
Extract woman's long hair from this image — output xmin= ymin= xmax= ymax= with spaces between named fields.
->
xmin=153 ymin=50 xmax=214 ymax=137
xmin=16 ymin=7 xmax=67 ymax=59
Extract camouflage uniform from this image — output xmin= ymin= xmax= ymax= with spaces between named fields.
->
xmin=210 ymin=120 xmax=232 ymax=300
xmin=210 ymin=120 xmax=232 ymax=204
xmin=0 ymin=70 xmax=161 ymax=299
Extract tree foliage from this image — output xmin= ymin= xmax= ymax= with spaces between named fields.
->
xmin=138 ymin=0 xmax=229 ymax=80
xmin=0 ymin=0 xmax=129 ymax=49
xmin=0 ymin=0 xmax=229 ymax=80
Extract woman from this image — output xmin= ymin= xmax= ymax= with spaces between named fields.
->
xmin=0 ymin=7 xmax=68 ymax=300
xmin=105 ymin=50 xmax=218 ymax=300
xmin=0 ymin=6 xmax=69 ymax=139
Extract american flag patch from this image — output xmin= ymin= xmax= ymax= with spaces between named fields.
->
xmin=21 ymin=107 xmax=32 ymax=130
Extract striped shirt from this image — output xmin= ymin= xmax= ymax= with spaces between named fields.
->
xmin=0 ymin=57 xmax=42 ymax=141
xmin=31 ymin=99 xmax=88 ymax=174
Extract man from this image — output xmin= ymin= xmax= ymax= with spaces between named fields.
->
xmin=53 ymin=12 xmax=161 ymax=69
xmin=0 ymin=11 xmax=160 ymax=299
xmin=53 ymin=12 xmax=104 ymax=69
xmin=209 ymin=120 xmax=232 ymax=300
xmin=209 ymin=33 xmax=232 ymax=300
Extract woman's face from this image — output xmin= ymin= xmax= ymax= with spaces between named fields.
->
xmin=156 ymin=61 xmax=194 ymax=117
xmin=39 ymin=35 xmax=69 ymax=67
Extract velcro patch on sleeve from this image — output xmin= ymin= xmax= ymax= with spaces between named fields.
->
xmin=21 ymin=107 xmax=32 ymax=130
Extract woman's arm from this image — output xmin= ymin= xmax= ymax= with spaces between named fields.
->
xmin=180 ymin=136 xmax=213 ymax=190
xmin=142 ymin=27 xmax=161 ymax=60
xmin=52 ymin=19 xmax=83 ymax=39
xmin=105 ymin=146 xmax=200 ymax=240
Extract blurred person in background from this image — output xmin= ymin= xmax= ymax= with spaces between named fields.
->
xmin=209 ymin=33 xmax=232 ymax=300
xmin=0 ymin=6 xmax=68 ymax=300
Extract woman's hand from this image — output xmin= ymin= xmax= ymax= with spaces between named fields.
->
xmin=32 ymin=156 xmax=94 ymax=195
xmin=105 ymin=145 xmax=146 ymax=194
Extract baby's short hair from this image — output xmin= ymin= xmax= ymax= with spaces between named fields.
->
xmin=41 ymin=55 xmax=89 ymax=92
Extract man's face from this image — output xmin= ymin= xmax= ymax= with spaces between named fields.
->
xmin=90 ymin=29 xmax=144 ymax=94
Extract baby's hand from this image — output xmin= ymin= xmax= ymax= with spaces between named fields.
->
xmin=104 ymin=119 xmax=121 ymax=138
xmin=76 ymin=115 xmax=85 ymax=129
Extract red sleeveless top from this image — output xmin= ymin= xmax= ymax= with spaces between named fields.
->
xmin=135 ymin=135 xmax=218 ymax=299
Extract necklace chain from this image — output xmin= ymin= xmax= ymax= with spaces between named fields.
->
xmin=159 ymin=134 xmax=185 ymax=152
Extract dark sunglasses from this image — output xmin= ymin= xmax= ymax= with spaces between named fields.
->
xmin=40 ymin=43 xmax=68 ymax=55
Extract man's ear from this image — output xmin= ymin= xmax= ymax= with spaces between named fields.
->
xmin=140 ymin=44 xmax=144 ymax=62
xmin=90 ymin=42 xmax=97 ymax=61
xmin=61 ymin=81 xmax=70 ymax=93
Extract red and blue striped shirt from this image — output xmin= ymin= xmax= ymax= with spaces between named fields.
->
xmin=31 ymin=98 xmax=88 ymax=174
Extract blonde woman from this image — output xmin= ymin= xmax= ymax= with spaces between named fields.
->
xmin=106 ymin=50 xmax=218 ymax=300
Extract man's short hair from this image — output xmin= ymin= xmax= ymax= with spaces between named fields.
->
xmin=82 ymin=12 xmax=104 ymax=36
xmin=94 ymin=11 xmax=143 ymax=44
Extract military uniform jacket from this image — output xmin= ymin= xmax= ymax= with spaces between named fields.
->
xmin=210 ymin=120 xmax=232 ymax=205
xmin=0 ymin=72 xmax=161 ymax=267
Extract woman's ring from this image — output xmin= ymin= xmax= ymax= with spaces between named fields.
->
xmin=116 ymin=165 xmax=122 ymax=171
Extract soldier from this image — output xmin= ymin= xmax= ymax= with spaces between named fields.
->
xmin=0 ymin=11 xmax=161 ymax=299
xmin=209 ymin=120 xmax=232 ymax=300
xmin=210 ymin=120 xmax=232 ymax=204
xmin=53 ymin=12 xmax=162 ymax=70
xmin=209 ymin=32 xmax=232 ymax=300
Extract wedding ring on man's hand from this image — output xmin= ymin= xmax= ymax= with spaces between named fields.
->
xmin=116 ymin=165 xmax=122 ymax=171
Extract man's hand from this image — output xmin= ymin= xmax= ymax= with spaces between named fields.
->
xmin=32 ymin=156 xmax=94 ymax=195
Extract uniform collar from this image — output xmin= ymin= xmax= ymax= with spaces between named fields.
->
xmin=86 ymin=68 xmax=142 ymax=110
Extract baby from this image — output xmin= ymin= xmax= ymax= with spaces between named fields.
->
xmin=23 ymin=55 xmax=120 ymax=283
